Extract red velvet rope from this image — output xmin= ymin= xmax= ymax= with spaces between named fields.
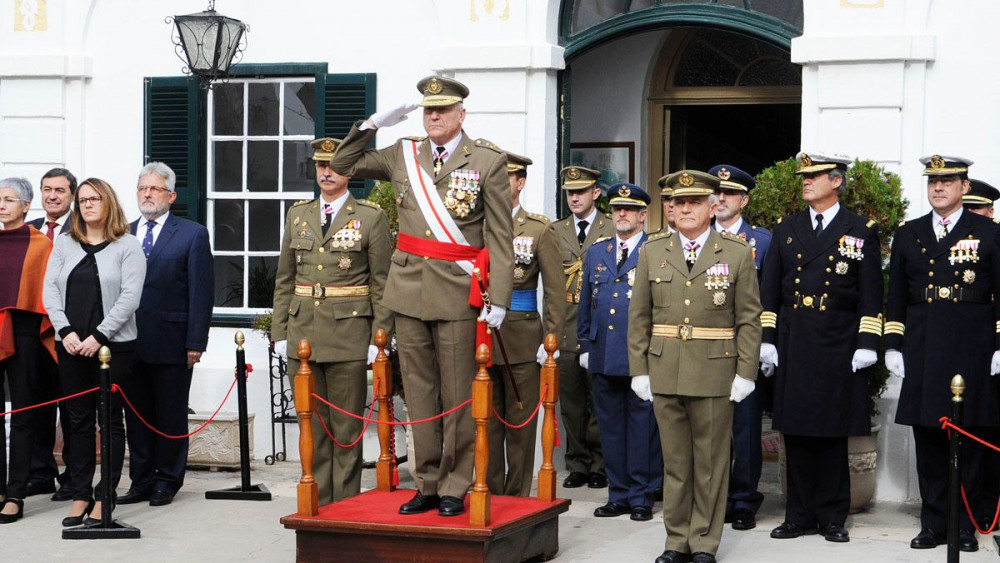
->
xmin=491 ymin=385 xmax=548 ymax=429
xmin=939 ymin=416 xmax=1000 ymax=534
xmin=114 ymin=376 xmax=237 ymax=440
xmin=0 ymin=386 xmax=99 ymax=417
xmin=314 ymin=395 xmax=376 ymax=448
xmin=312 ymin=392 xmax=471 ymax=426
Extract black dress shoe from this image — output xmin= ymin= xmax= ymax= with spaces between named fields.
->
xmin=654 ymin=550 xmax=691 ymax=563
xmin=587 ymin=473 xmax=609 ymax=489
xmin=562 ymin=472 xmax=589 ymax=488
xmin=594 ymin=501 xmax=630 ymax=517
xmin=51 ymin=484 xmax=73 ymax=502
xmin=438 ymin=496 xmax=465 ymax=517
xmin=691 ymin=553 xmax=716 ymax=563
xmin=822 ymin=523 xmax=850 ymax=543
xmin=630 ymin=505 xmax=653 ymax=521
xmin=0 ymin=499 xmax=24 ymax=524
xmin=909 ymin=528 xmax=946 ymax=549
xmin=116 ymin=489 xmax=151 ymax=505
xmin=770 ymin=521 xmax=818 ymax=539
xmin=398 ymin=492 xmax=440 ymax=515
xmin=959 ymin=530 xmax=979 ymax=552
xmin=61 ymin=499 xmax=95 ymax=528
xmin=654 ymin=487 xmax=663 ymax=502
xmin=731 ymin=508 xmax=756 ymax=531
xmin=25 ymin=480 xmax=56 ymax=497
xmin=149 ymin=490 xmax=175 ymax=507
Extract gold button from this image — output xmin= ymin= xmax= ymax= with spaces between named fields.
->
xmin=822 ymin=293 xmax=828 ymax=298
xmin=319 ymin=247 xmax=325 ymax=253
xmin=794 ymin=291 xmax=800 ymax=296
xmin=796 ymin=253 xmax=802 ymax=259
xmin=684 ymin=299 xmax=691 ymax=306
xmin=684 ymin=317 xmax=690 ymax=323
xmin=609 ymin=325 xmax=614 ymax=330
xmin=655 ymin=277 xmax=661 ymax=283
xmin=797 ymin=266 xmax=802 ymax=271
xmin=826 ymin=268 xmax=832 ymax=273
xmin=610 ymin=308 xmax=616 ymax=315
xmin=921 ymin=248 xmax=926 ymax=253
xmin=929 ymin=259 xmax=935 ymax=264
xmin=825 ymin=281 xmax=830 ymax=286
xmin=794 ymin=278 xmax=800 ymax=284
xmin=955 ymin=271 xmax=960 ymax=276
xmin=314 ymin=300 xmax=320 ymax=306
xmin=317 ymin=264 xmax=324 ymax=270
xmin=425 ymin=230 xmax=432 ymax=237
xmin=613 ymin=292 xmax=619 ymax=298
xmin=685 ymin=281 xmax=692 ymax=287
xmin=424 ymin=256 xmax=429 ymax=260
xmin=352 ymin=311 xmax=358 ymax=316
xmin=725 ymin=352 xmax=730 ymax=357
xmin=927 ymin=298 xmax=933 ymax=303
xmin=615 ymin=278 xmax=621 ymax=283
xmin=928 ymin=271 xmax=934 ymax=277
xmin=928 ymin=283 xmax=934 ymax=288
xmin=829 ymin=256 xmax=835 ymax=262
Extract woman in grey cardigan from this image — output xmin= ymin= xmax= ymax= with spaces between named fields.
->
xmin=43 ymin=178 xmax=146 ymax=528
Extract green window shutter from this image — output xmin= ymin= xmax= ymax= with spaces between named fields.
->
xmin=144 ymin=76 xmax=203 ymax=223
xmin=316 ymin=73 xmax=377 ymax=198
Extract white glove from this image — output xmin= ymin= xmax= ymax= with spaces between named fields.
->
xmin=759 ymin=343 xmax=778 ymax=377
xmin=273 ymin=340 xmax=287 ymax=358
xmin=367 ymin=345 xmax=379 ymax=365
xmin=366 ymin=102 xmax=419 ymax=129
xmin=478 ymin=305 xmax=506 ymax=329
xmin=730 ymin=375 xmax=755 ymax=403
xmin=578 ymin=352 xmax=589 ymax=370
xmin=992 ymin=350 xmax=1000 ymax=376
xmin=535 ymin=343 xmax=560 ymax=366
xmin=885 ymin=349 xmax=905 ymax=379
xmin=631 ymin=375 xmax=653 ymax=402
xmin=851 ymin=349 xmax=878 ymax=373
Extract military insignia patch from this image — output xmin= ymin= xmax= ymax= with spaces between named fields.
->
xmin=567 ymin=167 xmax=581 ymax=180
xmin=835 ymin=261 xmax=849 ymax=275
xmin=963 ymin=269 xmax=976 ymax=284
xmin=293 ymin=216 xmax=300 ymax=226
xmin=717 ymin=168 xmax=731 ymax=180
xmin=713 ymin=291 xmax=727 ymax=307
xmin=427 ymin=78 xmax=442 ymax=94
xmin=787 ymin=237 xmax=792 ymax=244
xmin=513 ymin=266 xmax=525 ymax=281
xmin=679 ymin=173 xmax=694 ymax=187
xmin=619 ymin=185 xmax=631 ymax=198
xmin=338 ymin=256 xmax=352 ymax=270
xmin=321 ymin=139 xmax=335 ymax=152
xmin=799 ymin=153 xmax=813 ymax=167
xmin=930 ymin=155 xmax=945 ymax=170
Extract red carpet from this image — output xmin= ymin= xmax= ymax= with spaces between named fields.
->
xmin=289 ymin=488 xmax=565 ymax=531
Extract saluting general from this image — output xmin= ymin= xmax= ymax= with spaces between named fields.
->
xmin=271 ymin=138 xmax=393 ymax=504
xmin=760 ymin=152 xmax=882 ymax=544
xmin=629 ymin=171 xmax=761 ymax=563
xmin=885 ymin=155 xmax=999 ymax=553
xmin=330 ymin=76 xmax=513 ymax=517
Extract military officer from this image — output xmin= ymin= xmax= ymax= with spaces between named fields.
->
xmin=485 ymin=151 xmax=559 ymax=497
xmin=760 ymin=152 xmax=882 ymax=544
xmin=629 ymin=171 xmax=761 ymax=563
xmin=656 ymin=175 xmax=675 ymax=233
xmin=330 ymin=76 xmax=513 ymax=517
xmin=577 ymin=183 xmax=663 ymax=521
xmin=885 ymin=155 xmax=1000 ymax=552
xmin=536 ymin=166 xmax=611 ymax=490
xmin=964 ymin=179 xmax=999 ymax=219
xmin=708 ymin=164 xmax=773 ymax=531
xmin=271 ymin=137 xmax=393 ymax=504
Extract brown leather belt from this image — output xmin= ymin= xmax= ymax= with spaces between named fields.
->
xmin=652 ymin=324 xmax=734 ymax=341
xmin=294 ymin=284 xmax=370 ymax=299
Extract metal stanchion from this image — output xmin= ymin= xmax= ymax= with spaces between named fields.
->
xmin=947 ymin=374 xmax=965 ymax=563
xmin=64 ymin=346 xmax=140 ymax=539
xmin=207 ymin=331 xmax=272 ymax=501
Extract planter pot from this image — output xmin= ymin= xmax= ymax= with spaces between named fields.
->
xmin=777 ymin=424 xmax=880 ymax=514
xmin=187 ymin=412 xmax=255 ymax=470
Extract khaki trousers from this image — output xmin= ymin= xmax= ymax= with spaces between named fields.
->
xmin=486 ymin=361 xmax=541 ymax=496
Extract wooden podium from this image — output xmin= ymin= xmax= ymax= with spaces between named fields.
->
xmin=281 ymin=332 xmax=569 ymax=562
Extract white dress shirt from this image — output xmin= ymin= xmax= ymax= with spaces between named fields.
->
xmin=573 ymin=208 xmax=598 ymax=238
xmin=137 ymin=211 xmax=170 ymax=247
xmin=715 ymin=216 xmax=744 ymax=236
xmin=809 ymin=202 xmax=840 ymax=234
xmin=678 ymin=227 xmax=712 ymax=262
xmin=429 ymin=134 xmax=462 ymax=165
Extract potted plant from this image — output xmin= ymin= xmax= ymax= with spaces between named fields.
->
xmin=744 ymin=157 xmax=908 ymax=512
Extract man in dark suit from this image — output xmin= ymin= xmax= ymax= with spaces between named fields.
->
xmin=25 ymin=168 xmax=77 ymax=501
xmin=578 ymin=183 xmax=662 ymax=521
xmin=760 ymin=152 xmax=883 ymax=544
xmin=885 ymin=155 xmax=998 ymax=553
xmin=118 ymin=162 xmax=214 ymax=507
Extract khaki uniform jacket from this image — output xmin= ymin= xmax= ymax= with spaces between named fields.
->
xmin=271 ymin=194 xmax=393 ymax=363
xmin=331 ymin=125 xmax=513 ymax=320
xmin=537 ymin=213 xmax=613 ymax=352
xmin=628 ymin=230 xmax=762 ymax=397
xmin=492 ymin=207 xmax=559 ymax=365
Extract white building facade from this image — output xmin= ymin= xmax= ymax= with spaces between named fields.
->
xmin=3 ymin=0 xmax=999 ymax=505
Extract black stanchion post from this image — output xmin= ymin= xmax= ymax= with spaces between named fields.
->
xmin=206 ymin=331 xmax=272 ymax=501
xmin=947 ymin=374 xmax=965 ymax=563
xmin=64 ymin=346 xmax=140 ymax=539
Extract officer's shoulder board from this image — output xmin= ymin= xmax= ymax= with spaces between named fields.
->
xmin=994 ymin=217 xmax=1000 ymax=224
xmin=721 ymin=232 xmax=749 ymax=247
xmin=526 ymin=211 xmax=550 ymax=225
xmin=776 ymin=216 xmax=783 ymax=224
xmin=593 ymin=236 xmax=612 ymax=244
xmin=648 ymin=231 xmax=670 ymax=241
xmin=473 ymin=138 xmax=503 ymax=153
xmin=865 ymin=218 xmax=876 ymax=229
xmin=356 ymin=199 xmax=381 ymax=211
xmin=291 ymin=199 xmax=313 ymax=208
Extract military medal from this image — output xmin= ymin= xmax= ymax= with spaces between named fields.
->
xmin=963 ymin=269 xmax=976 ymax=284
xmin=293 ymin=216 xmax=300 ymax=226
xmin=838 ymin=235 xmax=864 ymax=260
xmin=332 ymin=220 xmax=362 ymax=249
xmin=627 ymin=270 xmax=636 ymax=287
xmin=705 ymin=263 xmax=730 ymax=290
xmin=338 ymin=256 xmax=352 ymax=270
xmin=835 ymin=261 xmax=849 ymax=275
xmin=712 ymin=291 xmax=726 ymax=307
xmin=513 ymin=236 xmax=535 ymax=265
xmin=513 ymin=266 xmax=525 ymax=280
xmin=444 ymin=169 xmax=481 ymax=218
xmin=950 ymin=239 xmax=980 ymax=265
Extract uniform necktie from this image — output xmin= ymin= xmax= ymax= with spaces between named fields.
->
xmin=142 ymin=220 xmax=156 ymax=258
xmin=937 ymin=218 xmax=950 ymax=241
xmin=322 ymin=202 xmax=334 ymax=236
xmin=577 ymin=219 xmax=589 ymax=246
xmin=685 ymin=241 xmax=700 ymax=271
xmin=433 ymin=146 xmax=447 ymax=175
xmin=618 ymin=241 xmax=628 ymax=270
xmin=45 ymin=221 xmax=57 ymax=241
xmin=814 ymin=213 xmax=824 ymax=237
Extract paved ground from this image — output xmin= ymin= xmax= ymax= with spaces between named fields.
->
xmin=5 ymin=459 xmax=999 ymax=562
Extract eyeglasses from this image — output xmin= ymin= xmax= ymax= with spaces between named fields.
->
xmin=137 ymin=185 xmax=169 ymax=194
xmin=78 ymin=196 xmax=103 ymax=206
xmin=0 ymin=197 xmax=25 ymax=206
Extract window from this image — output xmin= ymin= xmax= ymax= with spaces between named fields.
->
xmin=562 ymin=0 xmax=803 ymax=38
xmin=144 ymin=66 xmax=376 ymax=320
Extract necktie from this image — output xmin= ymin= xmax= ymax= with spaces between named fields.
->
xmin=45 ymin=221 xmax=57 ymax=241
xmin=617 ymin=242 xmax=628 ymax=270
xmin=577 ymin=219 xmax=589 ymax=246
xmin=142 ymin=220 xmax=156 ymax=258
xmin=322 ymin=202 xmax=334 ymax=236
xmin=433 ymin=146 xmax=447 ymax=175
xmin=814 ymin=213 xmax=824 ymax=237
xmin=937 ymin=218 xmax=950 ymax=241
xmin=685 ymin=241 xmax=700 ymax=271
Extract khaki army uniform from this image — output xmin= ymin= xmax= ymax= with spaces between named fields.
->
xmin=271 ymin=193 xmax=393 ymax=503
xmin=331 ymin=124 xmax=513 ymax=499
xmin=486 ymin=206 xmax=559 ymax=496
xmin=629 ymin=186 xmax=762 ymax=555
xmin=537 ymin=210 xmax=612 ymax=479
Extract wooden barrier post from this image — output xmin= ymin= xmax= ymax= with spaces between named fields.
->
xmin=373 ymin=328 xmax=395 ymax=492
xmin=947 ymin=374 xmax=965 ymax=563
xmin=295 ymin=339 xmax=318 ymax=516
xmin=470 ymin=343 xmax=493 ymax=526
xmin=537 ymin=334 xmax=559 ymax=502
